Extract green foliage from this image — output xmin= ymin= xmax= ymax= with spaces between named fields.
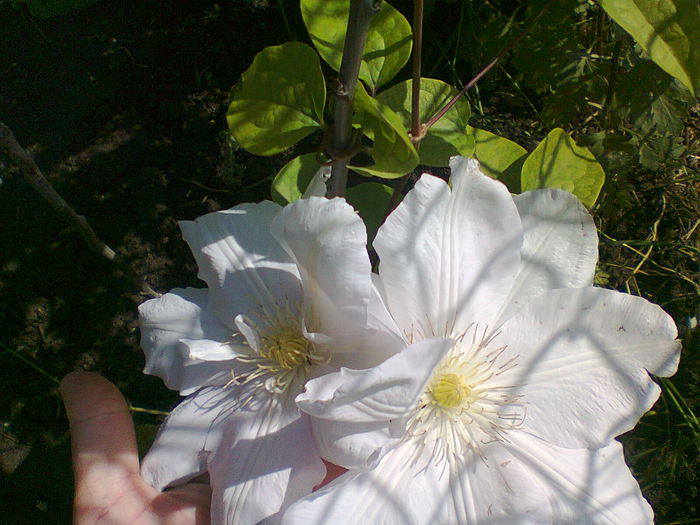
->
xmin=351 ymin=83 xmax=419 ymax=179
xmin=301 ymin=0 xmax=412 ymax=91
xmin=597 ymin=0 xmax=700 ymax=95
xmin=377 ymin=79 xmax=474 ymax=166
xmin=271 ymin=153 xmax=323 ymax=205
xmin=521 ymin=128 xmax=605 ymax=208
xmin=346 ymin=182 xmax=393 ymax=242
xmin=227 ymin=42 xmax=326 ymax=156
xmin=466 ymin=126 xmax=527 ymax=182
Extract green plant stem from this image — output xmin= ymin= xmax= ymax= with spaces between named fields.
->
xmin=411 ymin=0 xmax=424 ymax=141
xmin=328 ymin=0 xmax=381 ymax=198
xmin=423 ymin=0 xmax=556 ymax=133
xmin=0 ymin=342 xmax=59 ymax=385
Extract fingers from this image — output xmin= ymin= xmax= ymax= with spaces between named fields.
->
xmin=60 ymin=371 xmax=141 ymax=486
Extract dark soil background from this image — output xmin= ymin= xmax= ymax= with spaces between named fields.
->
xmin=1 ymin=1 xmax=698 ymax=523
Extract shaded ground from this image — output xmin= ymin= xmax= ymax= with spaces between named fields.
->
xmin=1 ymin=1 xmax=698 ymax=523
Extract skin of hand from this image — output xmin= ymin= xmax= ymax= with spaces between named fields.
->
xmin=60 ymin=371 xmax=211 ymax=525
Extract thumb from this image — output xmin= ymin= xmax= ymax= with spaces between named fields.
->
xmin=61 ymin=371 xmax=141 ymax=491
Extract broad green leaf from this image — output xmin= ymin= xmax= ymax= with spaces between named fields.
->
xmin=377 ymin=78 xmax=474 ymax=166
xmin=466 ymin=126 xmax=527 ymax=180
xmin=351 ymin=84 xmax=419 ymax=179
xmin=301 ymin=0 xmax=412 ymax=90
xmin=271 ymin=153 xmax=324 ymax=205
xmin=346 ymin=182 xmax=393 ymax=242
xmin=227 ymin=42 xmax=326 ymax=156
xmin=597 ymin=0 xmax=700 ymax=94
xmin=521 ymin=128 xmax=605 ymax=208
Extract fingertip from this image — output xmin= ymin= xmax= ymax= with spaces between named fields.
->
xmin=61 ymin=371 xmax=141 ymax=480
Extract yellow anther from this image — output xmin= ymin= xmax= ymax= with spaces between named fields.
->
xmin=261 ymin=328 xmax=311 ymax=370
xmin=430 ymin=373 xmax=471 ymax=409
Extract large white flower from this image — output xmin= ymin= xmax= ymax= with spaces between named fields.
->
xmin=138 ymin=197 xmax=403 ymax=525
xmin=283 ymin=158 xmax=681 ymax=525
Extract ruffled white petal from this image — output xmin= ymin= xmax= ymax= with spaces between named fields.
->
xmin=271 ymin=197 xmax=377 ymax=365
xmin=209 ymin=392 xmax=325 ymax=525
xmin=138 ymin=288 xmax=235 ymax=395
xmin=497 ymin=286 xmax=680 ymax=448
xmin=502 ymin=433 xmax=653 ymax=524
xmin=374 ymin=158 xmax=522 ymax=340
xmin=282 ymin=442 xmax=452 ymax=525
xmin=298 ymin=338 xmax=453 ymax=423
xmin=308 ymin=417 xmax=399 ymax=469
xmin=284 ymin=434 xmax=653 ymax=525
xmin=496 ymin=189 xmax=598 ymax=323
xmin=179 ymin=201 xmax=302 ymax=329
xmin=141 ymin=386 xmax=238 ymax=490
xmin=181 ymin=338 xmax=239 ymax=361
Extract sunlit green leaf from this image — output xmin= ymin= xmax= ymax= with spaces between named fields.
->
xmin=521 ymin=128 xmax=605 ymax=208
xmin=376 ymin=78 xmax=474 ymax=166
xmin=346 ymin=182 xmax=393 ymax=242
xmin=466 ymin=126 xmax=527 ymax=180
xmin=351 ymin=84 xmax=419 ymax=179
xmin=271 ymin=153 xmax=324 ymax=205
xmin=227 ymin=42 xmax=326 ymax=155
xmin=301 ymin=0 xmax=412 ymax=90
xmin=597 ymin=0 xmax=700 ymax=94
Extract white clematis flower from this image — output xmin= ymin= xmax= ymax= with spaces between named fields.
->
xmin=138 ymin=197 xmax=402 ymax=525
xmin=284 ymin=158 xmax=681 ymax=525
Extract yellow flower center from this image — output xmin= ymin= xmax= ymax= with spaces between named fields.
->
xmin=260 ymin=328 xmax=312 ymax=370
xmin=429 ymin=373 xmax=471 ymax=408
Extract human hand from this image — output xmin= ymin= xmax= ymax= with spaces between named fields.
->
xmin=61 ymin=371 xmax=211 ymax=525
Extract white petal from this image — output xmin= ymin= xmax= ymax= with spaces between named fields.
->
xmin=282 ymin=442 xmax=453 ymax=525
xmin=496 ymin=189 xmax=598 ymax=323
xmin=180 ymin=338 xmax=239 ymax=361
xmin=138 ymin=288 xmax=234 ymax=395
xmin=179 ymin=201 xmax=302 ymax=328
xmin=374 ymin=158 xmax=522 ymax=340
xmin=270 ymin=197 xmax=372 ymax=355
xmin=308 ymin=417 xmax=399 ymax=469
xmin=501 ymin=433 xmax=654 ymax=524
xmin=302 ymin=165 xmax=331 ymax=198
xmin=141 ymin=386 xmax=236 ymax=490
xmin=209 ymin=393 xmax=325 ymax=525
xmin=297 ymin=338 xmax=453 ymax=423
xmin=497 ymin=287 xmax=680 ymax=448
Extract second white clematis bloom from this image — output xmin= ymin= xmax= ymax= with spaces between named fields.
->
xmin=284 ymin=158 xmax=681 ymax=525
xmin=138 ymin=197 xmax=401 ymax=525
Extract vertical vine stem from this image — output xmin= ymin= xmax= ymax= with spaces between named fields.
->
xmin=327 ymin=0 xmax=381 ymax=198
xmin=411 ymin=0 xmax=424 ymax=142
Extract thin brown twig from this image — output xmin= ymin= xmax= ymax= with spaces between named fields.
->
xmin=0 ymin=120 xmax=159 ymax=297
xmin=1 ymin=121 xmax=117 ymax=261
xmin=423 ymin=0 xmax=557 ymax=133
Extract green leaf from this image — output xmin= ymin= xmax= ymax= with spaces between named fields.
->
xmin=271 ymin=153 xmax=324 ymax=205
xmin=466 ymin=126 xmax=527 ymax=180
xmin=376 ymin=78 xmax=474 ymax=167
xmin=301 ymin=0 xmax=412 ymax=90
xmin=597 ymin=0 xmax=700 ymax=94
xmin=351 ymin=84 xmax=419 ymax=179
xmin=227 ymin=42 xmax=326 ymax=156
xmin=346 ymin=182 xmax=393 ymax=242
xmin=521 ymin=128 xmax=605 ymax=208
